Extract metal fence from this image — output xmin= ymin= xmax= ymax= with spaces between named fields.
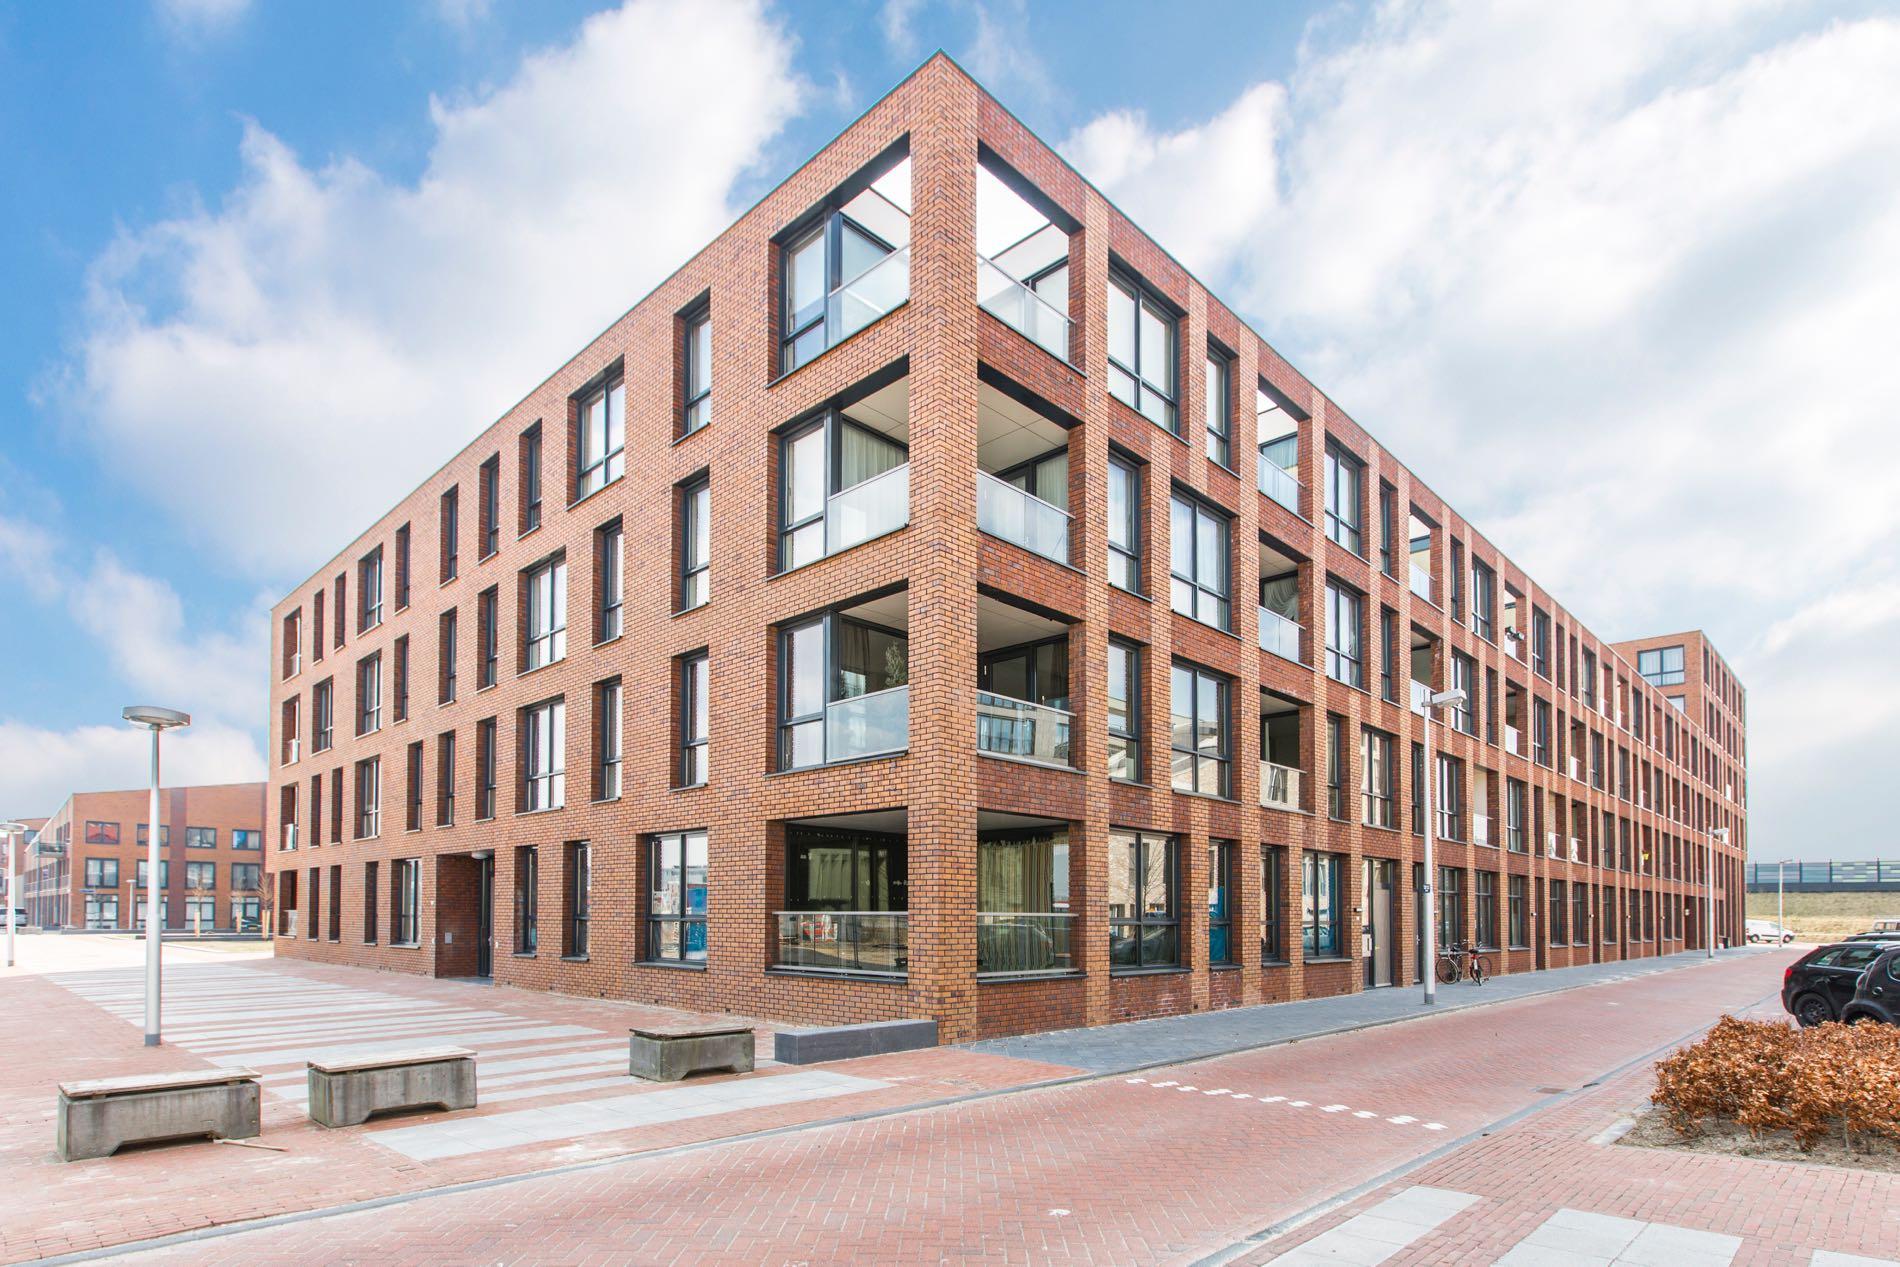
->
xmin=1746 ymin=860 xmax=1900 ymax=892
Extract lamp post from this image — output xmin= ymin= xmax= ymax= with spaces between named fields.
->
xmin=1419 ymin=686 xmax=1468 ymax=1006
xmin=1777 ymin=856 xmax=1794 ymax=944
xmin=0 ymin=820 xmax=26 ymax=969
xmin=123 ymin=705 xmax=190 ymax=1047
xmin=1707 ymin=825 xmax=1730 ymax=959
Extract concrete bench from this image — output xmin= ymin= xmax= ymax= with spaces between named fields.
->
xmin=629 ymin=1023 xmax=755 ymax=1081
xmin=773 ymin=1018 xmax=938 ymax=1065
xmin=306 ymin=1047 xmax=476 ymax=1128
xmin=57 ymin=1067 xmax=261 ymax=1162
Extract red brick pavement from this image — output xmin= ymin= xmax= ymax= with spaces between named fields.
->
xmin=67 ymin=951 xmax=1802 ymax=1265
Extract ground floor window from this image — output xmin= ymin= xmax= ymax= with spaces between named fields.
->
xmin=779 ymin=824 xmax=909 ymax=975
xmin=1571 ymin=881 xmax=1590 ymax=946
xmin=185 ymin=896 xmax=217 ymax=931
xmin=1603 ymin=887 xmax=1617 ymax=942
xmin=514 ymin=847 xmax=537 ymax=954
xmin=1302 ymin=850 xmax=1344 ymax=957
xmin=392 ymin=858 xmax=420 ymax=945
xmin=1475 ymin=871 xmax=1498 ymax=949
xmin=647 ymin=830 xmax=708 ymax=964
xmin=1508 ymin=875 xmax=1528 ymax=948
xmin=1208 ymin=840 xmax=1234 ymax=965
xmin=1548 ymin=880 xmax=1568 ymax=945
xmin=977 ymin=826 xmax=1071 ymax=974
xmin=1109 ymin=829 xmax=1178 ymax=969
xmin=85 ymin=894 xmax=119 ymax=929
xmin=564 ymin=841 xmax=591 ymax=957
xmin=1262 ymin=845 xmax=1287 ymax=962
xmin=1436 ymin=865 xmax=1464 ymax=947
xmin=363 ymin=861 xmax=379 ymax=943
xmin=232 ymin=896 xmax=261 ymax=933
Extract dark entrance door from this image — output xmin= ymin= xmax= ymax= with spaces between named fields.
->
xmin=476 ymin=855 xmax=494 ymax=978
xmin=1364 ymin=859 xmax=1397 ymax=988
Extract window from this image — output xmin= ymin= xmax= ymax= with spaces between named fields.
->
xmin=233 ymin=862 xmax=261 ymax=891
xmin=438 ymin=609 xmax=458 ymax=704
xmin=177 ymin=859 xmax=209 ymax=890
xmin=312 ymin=589 xmax=325 ymax=663
xmin=136 ymin=859 xmax=168 ymax=888
xmin=1107 ymin=271 xmax=1177 ymax=431
xmin=85 ymin=894 xmax=120 ymax=929
xmin=479 ymin=455 xmax=500 ymax=559
xmin=1436 ymin=754 xmax=1465 ymax=840
xmin=524 ymin=557 xmax=567 ymax=670
xmin=1638 ymin=645 xmax=1685 ymax=687
xmin=1361 ymin=728 xmax=1395 ymax=828
xmin=478 ymin=587 xmax=499 ymax=688
xmin=185 ymin=825 xmax=215 ymax=849
xmin=678 ymin=654 xmax=707 ymax=787
xmin=777 ymin=412 xmax=908 ymax=571
xmin=647 ymin=830 xmax=708 ymax=963
xmin=1204 ymin=348 xmax=1232 ymax=467
xmin=514 ymin=846 xmax=538 ymax=954
xmin=1262 ymin=845 xmax=1287 ymax=962
xmin=282 ymin=609 xmax=302 ymax=678
xmin=575 ymin=373 xmax=625 ymax=498
xmin=358 ymin=546 xmax=384 ymax=632
xmin=312 ymin=678 xmax=334 ymax=752
xmin=1378 ymin=483 xmax=1396 ymax=576
xmin=394 ymin=523 xmax=411 ymax=609
xmin=393 ymin=858 xmax=420 ymax=945
xmin=564 ymin=841 xmax=591 ymax=957
xmin=1436 ymin=865 xmax=1466 ymax=947
xmin=1509 ymin=874 xmax=1528 ymax=947
xmin=1572 ymin=880 xmax=1590 ymax=945
xmin=439 ymin=486 xmax=459 ymax=582
xmin=1449 ymin=653 xmax=1476 ymax=734
xmin=393 ymin=635 xmax=409 ymax=722
xmin=330 ymin=765 xmax=344 ymax=843
xmin=1325 ymin=714 xmax=1346 ymax=819
xmin=333 ymin=573 xmax=347 ymax=649
xmin=596 ymin=520 xmax=623 ymax=642
xmin=780 ymin=159 xmax=911 ymax=373
xmin=1532 ymin=608 xmax=1551 ymax=676
xmin=1107 ymin=639 xmax=1141 ymax=782
xmin=1107 ymin=454 xmax=1141 ymax=591
xmin=356 ymin=653 xmax=382 ymax=735
xmin=682 ymin=304 xmax=712 ymax=434
xmin=1169 ymin=491 xmax=1230 ymax=630
xmin=232 ymin=829 xmax=261 ymax=851
xmin=597 ymin=679 xmax=623 ymax=799
xmin=1471 ymin=561 xmax=1495 ymax=640
xmin=679 ymin=477 xmax=709 ymax=610
xmin=405 ymin=741 xmax=423 ymax=831
xmin=436 ymin=730 xmax=456 ymax=826
xmin=1323 ymin=442 xmax=1363 ymax=554
xmin=1169 ymin=661 xmax=1230 ymax=797
xmin=1302 ymin=850 xmax=1343 ymax=957
xmin=523 ymin=699 xmax=566 ymax=812
xmin=475 ymin=718 xmax=497 ymax=819
xmin=1325 ymin=582 xmax=1363 ymax=687
xmin=1108 ymin=829 xmax=1177 ymax=969
xmin=363 ymin=860 xmax=379 ymax=943
xmin=85 ymin=857 xmax=119 ymax=888
xmin=1475 ymin=872 xmax=1498 ymax=948
xmin=777 ymin=609 xmax=908 ymax=769
xmin=1379 ymin=606 xmax=1400 ymax=703
xmin=1506 ymin=779 xmax=1527 ymax=851
xmin=1208 ymin=840 xmax=1234 ymax=964
xmin=520 ymin=424 xmax=543 ymax=533
xmin=976 ymin=826 xmax=1072 ymax=974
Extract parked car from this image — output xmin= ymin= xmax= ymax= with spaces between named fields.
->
xmin=1782 ymin=940 xmax=1900 ymax=1026
xmin=1746 ymin=919 xmax=1795 ymax=944
xmin=1840 ymin=946 xmax=1900 ymax=1026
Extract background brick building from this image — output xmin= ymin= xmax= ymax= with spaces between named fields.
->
xmin=265 ymin=55 xmax=1746 ymax=1042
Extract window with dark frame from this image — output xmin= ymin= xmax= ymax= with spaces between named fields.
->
xmin=1323 ymin=441 xmax=1364 ymax=555
xmin=776 ymin=410 xmax=908 ymax=572
xmin=678 ymin=653 xmax=707 ymax=787
xmin=524 ymin=556 xmax=567 ymax=670
xmin=1509 ymin=874 xmax=1528 ymax=947
xmin=358 ymin=545 xmax=383 ymax=632
xmin=596 ymin=520 xmax=623 ymax=642
xmin=1169 ymin=660 xmax=1230 ymax=797
xmin=575 ymin=372 xmax=625 ymax=499
xmin=1204 ymin=346 xmax=1232 ymax=468
xmin=523 ymin=698 xmax=566 ymax=812
xmin=779 ymin=156 xmax=911 ymax=374
xmin=394 ymin=523 xmax=411 ymax=609
xmin=405 ymin=741 xmax=423 ymax=832
xmin=356 ymin=654 xmax=382 ymax=736
xmin=1107 ymin=452 xmax=1141 ymax=591
xmin=596 ymin=679 xmax=622 ymax=800
xmin=1108 ymin=829 xmax=1177 ymax=969
xmin=393 ymin=858 xmax=419 ymax=945
xmin=1326 ymin=713 xmax=1346 ymax=819
xmin=1436 ymin=865 xmax=1464 ymax=947
xmin=478 ymin=586 xmax=499 ymax=688
xmin=564 ymin=841 xmax=590 ymax=958
xmin=393 ymin=634 xmax=409 ymax=722
xmin=1262 ymin=844 xmax=1287 ymax=962
xmin=520 ymin=424 xmax=543 ymax=533
xmin=476 ymin=718 xmax=497 ymax=820
xmin=479 ymin=455 xmax=500 ymax=559
xmin=1169 ymin=490 xmax=1231 ymax=630
xmin=1208 ymin=840 xmax=1234 ymax=965
xmin=1475 ymin=870 xmax=1499 ymax=948
xmin=1325 ymin=582 xmax=1363 ymax=687
xmin=1302 ymin=850 xmax=1343 ymax=957
xmin=679 ymin=477 xmax=709 ymax=611
xmin=435 ymin=730 xmax=455 ymax=827
xmin=1549 ymin=879 xmax=1568 ymax=945
xmin=647 ymin=830 xmax=708 ymax=964
xmin=1361 ymin=726 xmax=1394 ymax=828
xmin=682 ymin=304 xmax=711 ymax=434
xmin=439 ymin=486 xmax=459 ymax=582
xmin=514 ymin=846 xmax=538 ymax=954
xmin=354 ymin=757 xmax=379 ymax=839
xmin=312 ymin=588 xmax=325 ymax=663
xmin=312 ymin=677 xmax=334 ymax=752
xmin=1106 ymin=270 xmax=1178 ymax=432
xmin=1107 ymin=638 xmax=1140 ymax=782
xmin=363 ymin=860 xmax=379 ymax=943
xmin=438 ymin=608 xmax=458 ymax=704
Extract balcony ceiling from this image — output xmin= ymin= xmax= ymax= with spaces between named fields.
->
xmin=977 ymin=593 xmax=1064 ymax=652
xmin=789 ymin=808 xmax=908 ymax=833
xmin=978 ymin=381 xmax=1066 ymax=473
xmin=845 ymin=589 xmax=909 ymax=634
xmin=844 ymin=377 xmax=909 ymax=444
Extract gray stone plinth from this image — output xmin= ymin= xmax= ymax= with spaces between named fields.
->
xmin=628 ymin=1024 xmax=755 ymax=1081
xmin=57 ymin=1068 xmax=261 ymax=1162
xmin=306 ymin=1047 xmax=476 ymax=1128
xmin=773 ymin=1018 xmax=938 ymax=1065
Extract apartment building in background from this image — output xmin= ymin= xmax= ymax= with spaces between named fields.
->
xmin=26 ymin=784 xmax=267 ymax=933
xmin=2 ymin=817 xmax=45 ymax=914
xmin=264 ymin=56 xmax=1748 ymax=1042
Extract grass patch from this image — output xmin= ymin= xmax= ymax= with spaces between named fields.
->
xmin=1746 ymin=891 xmax=1900 ymax=941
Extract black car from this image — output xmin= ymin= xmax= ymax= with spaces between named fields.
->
xmin=1842 ymin=947 xmax=1900 ymax=1026
xmin=1782 ymin=940 xmax=1900 ymax=1026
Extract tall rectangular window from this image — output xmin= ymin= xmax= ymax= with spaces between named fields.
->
xmin=1261 ymin=845 xmax=1286 ymax=962
xmin=354 ymin=757 xmax=380 ymax=839
xmin=1169 ymin=661 xmax=1229 ymax=797
xmin=405 ymin=741 xmax=423 ymax=831
xmin=647 ymin=830 xmax=708 ymax=963
xmin=514 ymin=846 xmax=538 ymax=953
xmin=1302 ymin=850 xmax=1343 ymax=957
xmin=1326 ymin=713 xmax=1346 ymax=819
xmin=1361 ymin=727 xmax=1394 ymax=828
xmin=678 ymin=654 xmax=707 ymax=787
xmin=523 ymin=698 xmax=566 ymax=811
xmin=1325 ymin=582 xmax=1363 ymax=688
xmin=779 ymin=165 xmax=910 ymax=374
xmin=1106 ymin=271 xmax=1177 ymax=432
xmin=438 ymin=609 xmax=458 ymax=704
xmin=1475 ymin=871 xmax=1498 ymax=948
xmin=1169 ymin=492 xmax=1230 ymax=630
xmin=1437 ymin=865 xmax=1464 ymax=947
xmin=576 ymin=373 xmax=625 ymax=498
xmin=439 ymin=486 xmax=459 ymax=582
xmin=1450 ymin=653 xmax=1476 ymax=734
xmin=1506 ymin=779 xmax=1526 ymax=851
xmin=1508 ymin=874 xmax=1528 ymax=947
xmin=679 ymin=477 xmax=709 ymax=611
xmin=519 ymin=424 xmax=543 ymax=533
xmin=1549 ymin=879 xmax=1568 ymax=945
xmin=1323 ymin=442 xmax=1363 ymax=555
xmin=328 ymin=864 xmax=342 ymax=941
xmin=478 ymin=586 xmax=499 ymax=689
xmin=358 ymin=546 xmax=383 ymax=632
xmin=1379 ymin=606 xmax=1398 ymax=703
xmin=777 ymin=412 xmax=908 ymax=572
xmin=1436 ymin=754 xmax=1465 ymax=840
xmin=393 ymin=858 xmax=419 ymax=945
xmin=392 ymin=635 xmax=409 ymax=722
xmin=363 ymin=860 xmax=378 ymax=943
xmin=479 ymin=454 xmax=500 ymax=559
xmin=776 ymin=610 xmax=908 ymax=770
xmin=1107 ymin=638 xmax=1140 ymax=782
xmin=683 ymin=305 xmax=712 ymax=434
xmin=1378 ymin=483 xmax=1396 ymax=576
xmin=1107 ymin=454 xmax=1140 ymax=592
xmin=524 ymin=557 xmax=567 ymax=670
xmin=596 ymin=520 xmax=623 ymax=642
xmin=1572 ymin=881 xmax=1590 ymax=945
xmin=597 ymin=679 xmax=623 ymax=800
xmin=564 ymin=841 xmax=590 ymax=957
xmin=394 ymin=523 xmax=411 ymax=610
xmin=334 ymin=573 xmax=347 ymax=649
xmin=435 ymin=730 xmax=455 ymax=827
xmin=330 ymin=765 xmax=344 ymax=843
xmin=1204 ymin=347 xmax=1232 ymax=468
xmin=312 ymin=678 xmax=334 ymax=752
xmin=1208 ymin=840 xmax=1234 ymax=964
xmin=1532 ymin=608 xmax=1551 ymax=677
xmin=1471 ymin=561 xmax=1495 ymax=641
xmin=475 ymin=718 xmax=497 ymax=819
xmin=1107 ymin=829 xmax=1177 ymax=968
xmin=312 ymin=588 xmax=325 ymax=663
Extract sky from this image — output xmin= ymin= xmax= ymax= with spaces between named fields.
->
xmin=1 ymin=0 xmax=1895 ymax=860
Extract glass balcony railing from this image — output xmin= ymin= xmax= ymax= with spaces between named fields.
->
xmin=1409 ymin=563 xmax=1435 ymax=604
xmin=976 ymin=912 xmax=1075 ymax=975
xmin=976 ymin=255 xmax=1071 ymax=361
xmin=1260 ymin=760 xmax=1302 ymax=811
xmin=1257 ymin=606 xmax=1302 ymax=663
xmin=824 ymin=685 xmax=909 ymax=763
xmin=826 ymin=462 xmax=909 ymax=555
xmin=281 ymin=823 xmax=298 ymax=851
xmin=1473 ymin=813 xmax=1492 ymax=846
xmin=1504 ymin=726 xmax=1522 ymax=755
xmin=775 ymin=911 xmax=908 ymax=976
xmin=832 ymin=245 xmax=911 ymax=348
xmin=1570 ymin=837 xmax=1585 ymax=863
xmin=1409 ymin=680 xmax=1432 ymax=715
xmin=1256 ymin=452 xmax=1302 ymax=515
xmin=976 ymin=470 xmax=1069 ymax=563
xmin=1546 ymin=832 xmax=1561 ymax=858
xmin=975 ymin=691 xmax=1072 ymax=767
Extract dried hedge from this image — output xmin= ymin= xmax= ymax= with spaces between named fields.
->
xmin=1652 ymin=1015 xmax=1900 ymax=1151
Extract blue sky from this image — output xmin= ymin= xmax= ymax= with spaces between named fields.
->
xmin=2 ymin=0 xmax=1897 ymax=859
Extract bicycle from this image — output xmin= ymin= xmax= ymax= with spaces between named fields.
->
xmin=1435 ymin=941 xmax=1492 ymax=985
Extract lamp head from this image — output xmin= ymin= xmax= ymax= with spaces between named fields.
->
xmin=1428 ymin=688 xmax=1468 ymax=708
xmin=122 ymin=705 xmax=191 ymax=730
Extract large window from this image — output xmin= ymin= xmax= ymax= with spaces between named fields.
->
xmin=523 ymin=699 xmax=566 ymax=812
xmin=1262 ymin=845 xmax=1287 ymax=962
xmin=1323 ymin=442 xmax=1363 ymax=555
xmin=780 ymin=158 xmax=911 ymax=374
xmin=565 ymin=841 xmax=591 ymax=957
xmin=393 ymin=858 xmax=420 ymax=945
xmin=1107 ymin=454 xmax=1140 ymax=591
xmin=1204 ymin=348 xmax=1232 ymax=468
xmin=647 ymin=830 xmax=708 ymax=964
xmin=682 ymin=304 xmax=712 ymax=434
xmin=1475 ymin=871 xmax=1499 ymax=948
xmin=1169 ymin=492 xmax=1230 ymax=630
xmin=596 ymin=679 xmax=622 ymax=800
xmin=778 ymin=609 xmax=908 ymax=769
xmin=1208 ymin=840 xmax=1235 ymax=965
xmin=977 ymin=827 xmax=1072 ymax=975
xmin=525 ymin=558 xmax=567 ymax=670
xmin=1638 ymin=645 xmax=1686 ymax=687
xmin=575 ymin=373 xmax=625 ymax=498
xmin=1108 ymin=829 xmax=1177 ymax=969
xmin=1325 ymin=582 xmax=1363 ymax=687
xmin=1107 ymin=639 xmax=1140 ymax=782
xmin=679 ymin=477 xmax=710 ymax=611
xmin=1107 ymin=271 xmax=1177 ymax=431
xmin=1361 ymin=728 xmax=1395 ymax=828
xmin=779 ymin=412 xmax=909 ymax=571
xmin=514 ymin=846 xmax=537 ymax=954
xmin=85 ymin=857 xmax=119 ymax=888
xmin=1169 ymin=661 xmax=1230 ymax=797
xmin=1302 ymin=850 xmax=1343 ymax=957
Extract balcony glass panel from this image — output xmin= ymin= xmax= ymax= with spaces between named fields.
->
xmin=1257 ymin=450 xmax=1302 ymax=515
xmin=976 ymin=913 xmax=1074 ymax=975
xmin=824 ymin=685 xmax=909 ymax=762
xmin=826 ymin=462 xmax=909 ymax=555
xmin=831 ymin=244 xmax=910 ymax=345
xmin=1473 ymin=813 xmax=1492 ymax=846
xmin=976 ymin=470 xmax=1069 ymax=563
xmin=775 ymin=911 xmax=908 ymax=975
xmin=1410 ymin=564 xmax=1435 ymax=603
xmin=1505 ymin=725 xmax=1522 ymax=755
xmin=1257 ymin=605 xmax=1302 ymax=663
xmin=977 ymin=255 xmax=1071 ymax=360
xmin=975 ymin=691 xmax=1072 ymax=767
xmin=1260 ymin=761 xmax=1302 ymax=811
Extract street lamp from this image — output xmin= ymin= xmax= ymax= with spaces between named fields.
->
xmin=1419 ymin=687 xmax=1468 ymax=1006
xmin=0 ymin=820 xmax=26 ymax=969
xmin=1706 ymin=825 xmax=1730 ymax=959
xmin=1777 ymin=856 xmax=1795 ymax=943
xmin=123 ymin=705 xmax=190 ymax=1047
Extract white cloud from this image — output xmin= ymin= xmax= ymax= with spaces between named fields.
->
xmin=64 ymin=0 xmax=803 ymax=575
xmin=435 ymin=0 xmax=493 ymax=32
xmin=0 ymin=720 xmax=263 ymax=818
xmin=0 ymin=515 xmax=60 ymax=603
xmin=1062 ymin=2 xmax=1900 ymax=856
xmin=880 ymin=0 xmax=924 ymax=57
xmin=154 ymin=0 xmax=251 ymax=37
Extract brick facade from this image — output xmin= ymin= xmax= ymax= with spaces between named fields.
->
xmin=264 ymin=56 xmax=1747 ymax=1041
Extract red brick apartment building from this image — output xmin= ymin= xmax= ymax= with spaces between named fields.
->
xmin=265 ymin=56 xmax=1747 ymax=1042
xmin=24 ymin=784 xmax=267 ymax=933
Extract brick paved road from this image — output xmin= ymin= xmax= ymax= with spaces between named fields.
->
xmin=65 ymin=949 xmax=1811 ymax=1266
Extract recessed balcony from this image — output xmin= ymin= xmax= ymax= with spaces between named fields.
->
xmin=976 ymin=380 xmax=1072 ymax=565
xmin=976 ymin=811 xmax=1073 ymax=977
xmin=777 ymin=591 xmax=909 ymax=771
xmin=1257 ymin=541 xmax=1303 ymax=664
xmin=774 ymin=810 xmax=908 ymax=977
xmin=976 ymin=595 xmax=1072 ymax=769
xmin=779 ymin=376 xmax=910 ymax=571
xmin=976 ymin=162 xmax=1072 ymax=362
xmin=1260 ymin=692 xmax=1304 ymax=812
xmin=781 ymin=157 xmax=912 ymax=375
